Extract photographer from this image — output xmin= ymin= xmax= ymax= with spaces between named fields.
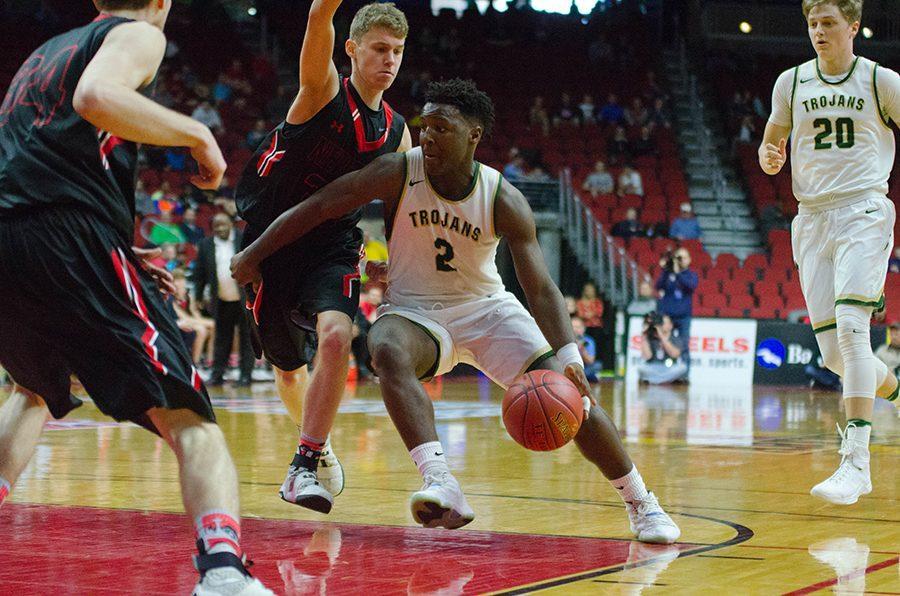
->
xmin=638 ymin=313 xmax=688 ymax=384
xmin=654 ymin=247 xmax=697 ymax=354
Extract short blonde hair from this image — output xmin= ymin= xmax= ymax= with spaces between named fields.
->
xmin=802 ymin=0 xmax=863 ymax=23
xmin=349 ymin=3 xmax=408 ymax=42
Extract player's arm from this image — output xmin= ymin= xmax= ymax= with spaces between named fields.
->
xmin=494 ymin=180 xmax=592 ymax=400
xmin=397 ymin=124 xmax=413 ymax=152
xmin=758 ymin=69 xmax=794 ymax=176
xmin=231 ymin=153 xmax=406 ymax=284
xmin=875 ymin=65 xmax=900 ymax=126
xmin=285 ymin=0 xmax=343 ymax=125
xmin=73 ymin=22 xmax=224 ymax=189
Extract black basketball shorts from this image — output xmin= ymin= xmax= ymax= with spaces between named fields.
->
xmin=0 ymin=207 xmax=214 ymax=424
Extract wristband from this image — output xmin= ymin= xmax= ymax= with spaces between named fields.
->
xmin=556 ymin=342 xmax=584 ymax=369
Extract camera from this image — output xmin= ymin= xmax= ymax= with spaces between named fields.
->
xmin=644 ymin=311 xmax=663 ymax=340
xmin=661 ymin=249 xmax=675 ymax=272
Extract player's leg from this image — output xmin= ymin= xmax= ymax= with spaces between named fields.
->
xmin=0 ymin=385 xmax=50 ymax=506
xmin=810 ymin=199 xmax=894 ymax=504
xmin=368 ymin=314 xmax=474 ymax=529
xmin=273 ymin=365 xmax=308 ymax=426
xmin=209 ymin=303 xmax=237 ymax=386
xmin=469 ymin=293 xmax=679 ymax=543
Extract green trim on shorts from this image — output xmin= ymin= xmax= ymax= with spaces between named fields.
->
xmin=835 ymin=295 xmax=885 ymax=311
xmin=377 ymin=313 xmax=442 ymax=381
xmin=517 ymin=346 xmax=554 ymax=379
xmin=884 ymin=382 xmax=899 ymax=402
xmin=812 ymin=319 xmax=837 ymax=334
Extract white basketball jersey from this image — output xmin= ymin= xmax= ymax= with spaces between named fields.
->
xmin=385 ymin=147 xmax=505 ymax=309
xmin=790 ymin=57 xmax=895 ymax=212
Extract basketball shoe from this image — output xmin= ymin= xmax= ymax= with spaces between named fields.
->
xmin=280 ymin=468 xmax=333 ymax=513
xmin=810 ymin=425 xmax=871 ymax=505
xmin=192 ymin=552 xmax=273 ymax=596
xmin=317 ymin=437 xmax=344 ymax=496
xmin=410 ymin=472 xmax=475 ymax=529
xmin=626 ymin=492 xmax=681 ymax=544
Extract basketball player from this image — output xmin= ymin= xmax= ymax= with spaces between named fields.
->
xmin=233 ymin=79 xmax=681 ymax=544
xmin=234 ymin=0 xmax=410 ymax=513
xmin=0 ymin=2 xmax=270 ymax=594
xmin=759 ymin=0 xmax=899 ymax=505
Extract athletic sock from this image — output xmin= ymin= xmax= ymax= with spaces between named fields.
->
xmin=846 ymin=419 xmax=872 ymax=466
xmin=0 ymin=476 xmax=10 ymax=507
xmin=292 ymin=434 xmax=325 ymax=472
xmin=610 ymin=465 xmax=650 ymax=504
xmin=410 ymin=441 xmax=450 ymax=479
xmin=195 ymin=510 xmax=242 ymax=558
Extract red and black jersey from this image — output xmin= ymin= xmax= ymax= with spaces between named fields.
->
xmin=235 ymin=77 xmax=405 ymax=260
xmin=0 ymin=15 xmax=153 ymax=244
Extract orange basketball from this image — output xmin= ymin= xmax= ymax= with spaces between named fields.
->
xmin=502 ymin=369 xmax=584 ymax=451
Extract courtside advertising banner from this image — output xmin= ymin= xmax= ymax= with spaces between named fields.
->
xmin=626 ymin=317 xmax=758 ymax=385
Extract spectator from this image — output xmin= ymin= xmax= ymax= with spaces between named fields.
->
xmin=578 ymin=94 xmax=596 ymax=124
xmin=612 ymin=207 xmax=645 ymax=238
xmin=172 ymin=269 xmax=215 ymax=367
xmin=638 ymin=313 xmax=688 ymax=384
xmin=655 ymin=247 xmax=698 ymax=351
xmin=553 ymin=92 xmax=579 ymax=127
xmin=571 ymin=316 xmax=601 ymax=382
xmin=564 ymin=295 xmax=578 ymax=318
xmin=649 ymin=97 xmax=671 ymax=129
xmin=179 ymin=207 xmax=205 ymax=245
xmin=529 ymin=96 xmax=550 ymax=136
xmin=609 ymin=126 xmax=631 ymax=164
xmin=874 ymin=321 xmax=900 ymax=377
xmin=135 ymin=180 xmax=154 ymax=217
xmin=503 ymin=151 xmax=526 ymax=181
xmin=627 ymin=280 xmax=658 ymax=316
xmin=617 ymin=164 xmax=644 ymax=197
xmin=599 ymin=93 xmax=624 ymax=125
xmin=582 ymin=160 xmax=615 ymax=197
xmin=523 ymin=166 xmax=552 ymax=182
xmin=669 ymin=203 xmax=703 ymax=240
xmin=191 ymin=101 xmax=223 ymax=133
xmin=736 ymin=115 xmax=756 ymax=144
xmin=576 ymin=281 xmax=605 ymax=352
xmin=156 ymin=242 xmax=180 ymax=272
xmin=164 ymin=147 xmax=187 ymax=171
xmin=245 ymin=119 xmax=268 ymax=149
xmin=149 ymin=210 xmax=186 ymax=245
xmin=625 ymin=97 xmax=649 ymax=128
xmin=193 ymin=214 xmax=254 ymax=387
xmin=889 ymin=246 xmax=900 ymax=273
xmin=212 ymin=73 xmax=233 ymax=104
xmin=632 ymin=126 xmax=656 ymax=158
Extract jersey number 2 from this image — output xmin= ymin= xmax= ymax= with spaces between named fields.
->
xmin=434 ymin=238 xmax=457 ymax=272
xmin=813 ymin=117 xmax=854 ymax=150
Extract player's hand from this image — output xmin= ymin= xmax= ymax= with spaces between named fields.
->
xmin=564 ymin=363 xmax=595 ymax=419
xmin=761 ymin=138 xmax=787 ymax=174
xmin=365 ymin=260 xmax=388 ymax=283
xmin=190 ymin=133 xmax=226 ymax=190
xmin=230 ymin=249 xmax=261 ymax=288
xmin=132 ymin=246 xmax=177 ymax=295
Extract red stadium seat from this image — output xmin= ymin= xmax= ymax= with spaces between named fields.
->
xmin=729 ymin=294 xmax=756 ymax=310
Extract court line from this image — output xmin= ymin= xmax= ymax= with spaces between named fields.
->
xmin=491 ymin=512 xmax=754 ymax=594
xmin=782 ymin=556 xmax=899 ymax=596
xmin=697 ymin=554 xmax=765 ymax=561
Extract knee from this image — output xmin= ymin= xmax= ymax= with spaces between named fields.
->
xmin=275 ymin=367 xmax=306 ymax=387
xmin=317 ymin=322 xmax=352 ymax=358
xmin=369 ymin=341 xmax=415 ymax=379
xmin=835 ymin=306 xmax=873 ymax=361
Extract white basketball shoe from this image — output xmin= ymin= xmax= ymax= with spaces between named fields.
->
xmin=810 ymin=425 xmax=872 ymax=505
xmin=317 ymin=437 xmax=345 ymax=497
xmin=192 ymin=552 xmax=273 ymax=596
xmin=280 ymin=467 xmax=333 ymax=513
xmin=410 ymin=472 xmax=475 ymax=529
xmin=626 ymin=492 xmax=681 ymax=544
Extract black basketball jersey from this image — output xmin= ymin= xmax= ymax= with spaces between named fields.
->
xmin=0 ymin=15 xmax=151 ymax=243
xmin=236 ymin=77 xmax=406 ymax=258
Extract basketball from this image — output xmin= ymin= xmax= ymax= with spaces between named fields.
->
xmin=502 ymin=369 xmax=584 ymax=451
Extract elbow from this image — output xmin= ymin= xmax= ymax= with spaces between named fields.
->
xmin=73 ymin=81 xmax=108 ymax=122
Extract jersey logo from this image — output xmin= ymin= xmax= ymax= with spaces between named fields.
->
xmin=98 ymin=129 xmax=123 ymax=170
xmin=409 ymin=179 xmax=424 ymax=187
xmin=343 ymin=77 xmax=394 ymax=152
xmin=800 ymin=77 xmax=814 ymax=84
xmin=0 ymin=44 xmax=79 ymax=129
xmin=257 ymin=131 xmax=286 ymax=177
xmin=330 ymin=120 xmax=344 ymax=134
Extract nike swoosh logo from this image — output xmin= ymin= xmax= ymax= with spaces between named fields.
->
xmin=434 ymin=452 xmax=443 ymax=456
xmin=800 ymin=77 xmax=814 ymax=84
xmin=409 ymin=179 xmax=424 ymax=187
xmin=865 ymin=207 xmax=878 ymax=214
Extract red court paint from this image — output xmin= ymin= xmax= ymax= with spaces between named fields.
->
xmin=0 ymin=504 xmax=689 ymax=594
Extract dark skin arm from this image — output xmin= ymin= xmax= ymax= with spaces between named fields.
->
xmin=494 ymin=179 xmax=593 ymax=401
xmin=231 ymin=152 xmax=406 ymax=285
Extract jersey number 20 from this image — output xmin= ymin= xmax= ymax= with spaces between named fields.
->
xmin=813 ymin=117 xmax=854 ymax=150
xmin=434 ymin=238 xmax=457 ymax=272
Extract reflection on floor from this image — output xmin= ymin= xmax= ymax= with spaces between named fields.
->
xmin=1 ymin=377 xmax=897 ymax=594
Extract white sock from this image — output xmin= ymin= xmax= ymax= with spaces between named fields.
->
xmin=610 ymin=465 xmax=649 ymax=503
xmin=410 ymin=441 xmax=450 ymax=478
xmin=0 ymin=476 xmax=10 ymax=506
xmin=846 ymin=423 xmax=871 ymax=465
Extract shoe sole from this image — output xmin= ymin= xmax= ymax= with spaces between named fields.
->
xmin=279 ymin=490 xmax=333 ymax=514
xmin=410 ymin=496 xmax=474 ymax=529
xmin=809 ymin=487 xmax=872 ymax=506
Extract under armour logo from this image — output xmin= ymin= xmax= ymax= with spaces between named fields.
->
xmin=331 ymin=120 xmax=345 ymax=133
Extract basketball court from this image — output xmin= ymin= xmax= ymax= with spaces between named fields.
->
xmin=1 ymin=378 xmax=896 ymax=594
